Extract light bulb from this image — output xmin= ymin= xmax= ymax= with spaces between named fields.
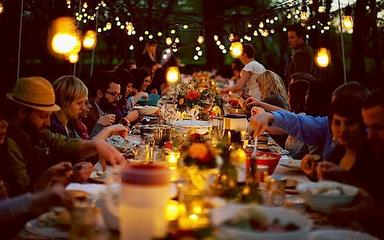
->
xmin=197 ymin=35 xmax=204 ymax=44
xmin=166 ymin=37 xmax=172 ymax=45
xmin=68 ymin=53 xmax=79 ymax=63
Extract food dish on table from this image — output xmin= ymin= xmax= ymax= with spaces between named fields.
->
xmin=134 ymin=105 xmax=160 ymax=116
xmin=279 ymin=158 xmax=302 ymax=171
xmin=212 ymin=204 xmax=312 ymax=240
xmin=106 ymin=135 xmax=129 ymax=152
xmin=107 ymin=135 xmax=138 ymax=153
xmin=172 ymin=120 xmax=212 ymax=134
xmin=25 ymin=207 xmax=70 ymax=238
xmin=297 ymin=181 xmax=358 ymax=213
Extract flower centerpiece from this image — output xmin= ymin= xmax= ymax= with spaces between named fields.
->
xmin=159 ymin=74 xmax=223 ymax=122
xmin=176 ymin=88 xmax=223 ymax=121
xmin=179 ymin=133 xmax=222 ymax=193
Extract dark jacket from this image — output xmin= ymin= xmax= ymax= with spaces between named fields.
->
xmin=82 ymin=100 xmax=105 ymax=137
xmin=6 ymin=122 xmax=81 ymax=195
xmin=286 ymin=43 xmax=316 ymax=86
xmin=49 ymin=113 xmax=79 ymax=138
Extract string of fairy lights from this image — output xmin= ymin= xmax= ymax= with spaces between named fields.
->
xmin=4 ymin=0 xmax=376 ymax=66
xmin=61 ymin=0 xmax=361 ymax=63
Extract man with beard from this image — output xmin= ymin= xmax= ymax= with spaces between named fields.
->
xmin=5 ymin=77 xmax=125 ymax=195
xmin=83 ymin=71 xmax=123 ymax=137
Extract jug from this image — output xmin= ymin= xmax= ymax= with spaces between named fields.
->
xmin=105 ymin=163 xmax=171 ymax=240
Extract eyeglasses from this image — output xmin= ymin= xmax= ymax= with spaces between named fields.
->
xmin=105 ymin=91 xmax=122 ymax=100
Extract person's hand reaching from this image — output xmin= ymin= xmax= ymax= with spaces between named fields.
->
xmin=72 ymin=162 xmax=94 ymax=183
xmin=34 ymin=162 xmax=73 ymax=191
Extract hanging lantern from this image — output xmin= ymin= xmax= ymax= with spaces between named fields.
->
xmin=315 ymin=48 xmax=331 ymax=68
xmin=342 ymin=5 xmax=354 ymax=31
xmin=166 ymin=66 xmax=180 ymax=84
xmin=82 ymin=30 xmax=97 ymax=49
xmin=230 ymin=41 xmax=243 ymax=58
xmin=318 ymin=0 xmax=326 ymax=13
xmin=49 ymin=17 xmax=80 ymax=56
xmin=300 ymin=2 xmax=310 ymax=21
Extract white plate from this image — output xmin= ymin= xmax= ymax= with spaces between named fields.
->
xmin=212 ymin=204 xmax=312 ymax=240
xmin=172 ymin=120 xmax=212 ymax=134
xmin=25 ymin=217 xmax=68 ymax=239
xmin=279 ymin=157 xmax=302 ymax=171
xmin=172 ymin=120 xmax=212 ymax=128
xmin=297 ymin=181 xmax=358 ymax=213
xmin=308 ymin=229 xmax=378 ymax=240
xmin=134 ymin=105 xmax=160 ymax=116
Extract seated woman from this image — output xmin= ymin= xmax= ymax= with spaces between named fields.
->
xmin=256 ymin=70 xmax=288 ymax=107
xmin=301 ymin=94 xmax=367 ymax=183
xmin=51 ymin=75 xmax=128 ymax=140
xmin=131 ymin=67 xmax=153 ymax=93
xmin=115 ymin=69 xmax=148 ymax=111
xmin=244 ymin=71 xmax=288 ymax=146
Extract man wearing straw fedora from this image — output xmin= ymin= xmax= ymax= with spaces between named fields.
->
xmin=5 ymin=76 xmax=125 ymax=195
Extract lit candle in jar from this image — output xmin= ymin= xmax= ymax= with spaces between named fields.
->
xmin=177 ymin=201 xmax=209 ymax=230
xmin=166 ymin=151 xmax=179 ymax=165
xmin=165 ymin=200 xmax=180 ymax=221
xmin=166 ymin=151 xmax=180 ymax=181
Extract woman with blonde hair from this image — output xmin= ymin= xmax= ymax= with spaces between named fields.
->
xmin=255 ymin=70 xmax=288 ymax=102
xmin=51 ymin=75 xmax=88 ymax=138
xmin=51 ymin=75 xmax=127 ymax=141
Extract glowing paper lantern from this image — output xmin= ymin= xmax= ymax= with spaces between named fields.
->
xmin=315 ymin=48 xmax=331 ymax=68
xmin=166 ymin=66 xmax=180 ymax=84
xmin=229 ymin=42 xmax=243 ymax=58
xmin=82 ymin=30 xmax=97 ymax=49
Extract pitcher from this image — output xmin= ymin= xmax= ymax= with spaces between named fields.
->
xmin=105 ymin=163 xmax=171 ymax=240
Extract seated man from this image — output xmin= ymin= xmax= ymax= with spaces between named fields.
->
xmin=5 ymin=77 xmax=125 ymax=195
xmin=84 ymin=71 xmax=138 ymax=137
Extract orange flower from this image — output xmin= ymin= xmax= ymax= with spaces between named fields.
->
xmin=188 ymin=143 xmax=209 ymax=160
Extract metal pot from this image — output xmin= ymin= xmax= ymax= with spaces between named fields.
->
xmin=157 ymin=124 xmax=172 ymax=143
xmin=140 ymin=125 xmax=162 ymax=145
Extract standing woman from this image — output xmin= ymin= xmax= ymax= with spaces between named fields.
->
xmin=221 ymin=44 xmax=266 ymax=98
xmin=139 ymin=41 xmax=161 ymax=70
